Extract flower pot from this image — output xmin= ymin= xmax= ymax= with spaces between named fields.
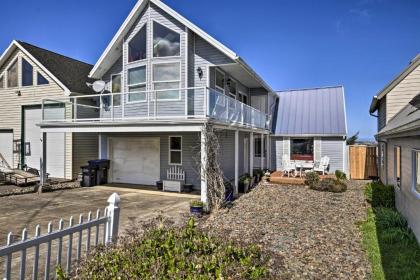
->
xmin=156 ymin=181 xmax=163 ymax=190
xmin=190 ymin=206 xmax=203 ymax=215
xmin=225 ymin=189 xmax=234 ymax=202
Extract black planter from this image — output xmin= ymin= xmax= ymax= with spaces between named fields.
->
xmin=225 ymin=189 xmax=234 ymax=202
xmin=190 ymin=206 xmax=203 ymax=215
xmin=183 ymin=184 xmax=193 ymax=193
xmin=156 ymin=181 xmax=163 ymax=190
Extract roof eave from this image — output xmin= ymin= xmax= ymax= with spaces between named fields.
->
xmin=236 ymin=57 xmax=274 ymax=93
xmin=369 ymin=96 xmax=379 ymax=114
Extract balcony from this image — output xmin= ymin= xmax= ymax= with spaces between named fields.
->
xmin=41 ymin=87 xmax=270 ymax=130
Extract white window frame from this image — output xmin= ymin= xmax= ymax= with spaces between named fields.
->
xmin=394 ymin=145 xmax=401 ymax=189
xmin=127 ymin=65 xmax=147 ymax=104
xmin=239 ymin=91 xmax=248 ymax=105
xmin=412 ymin=149 xmax=420 ymax=199
xmin=152 ymin=20 xmax=181 ymax=59
xmin=110 ymin=73 xmax=122 ymax=107
xmin=21 ymin=57 xmax=34 ymax=88
xmin=214 ymin=68 xmax=225 ymax=93
xmin=151 ymin=61 xmax=181 ymax=101
xmin=169 ymin=136 xmax=182 ymax=165
xmin=127 ymin=23 xmax=147 ymax=64
xmin=227 ymin=77 xmax=237 ymax=99
xmin=6 ymin=56 xmax=19 ymax=89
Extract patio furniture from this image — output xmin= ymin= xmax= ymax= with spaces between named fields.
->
xmin=163 ymin=166 xmax=185 ymax=192
xmin=282 ymin=155 xmax=296 ymax=177
xmin=295 ymin=161 xmax=315 ymax=177
xmin=313 ymin=156 xmax=330 ymax=175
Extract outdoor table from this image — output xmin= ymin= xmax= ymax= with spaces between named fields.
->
xmin=294 ymin=161 xmax=315 ymax=177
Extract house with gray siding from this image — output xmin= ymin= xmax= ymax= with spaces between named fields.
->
xmin=271 ymin=86 xmax=348 ymax=174
xmin=369 ymin=54 xmax=420 ymax=241
xmin=38 ymin=0 xmax=277 ymax=202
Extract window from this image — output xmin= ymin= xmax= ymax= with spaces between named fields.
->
xmin=215 ymin=69 xmax=225 ymax=92
xmin=153 ymin=21 xmax=180 ymax=57
xmin=128 ymin=25 xmax=147 ymax=62
xmin=254 ymin=136 xmax=266 ymax=157
xmin=169 ymin=136 xmax=182 ymax=165
xmin=128 ymin=66 xmax=146 ymax=102
xmin=414 ymin=150 xmax=420 ymax=195
xmin=227 ymin=79 xmax=236 ymax=98
xmin=37 ymin=72 xmax=49 ymax=85
xmin=291 ymin=138 xmax=314 ymax=161
xmin=7 ymin=60 xmax=18 ymax=88
xmin=0 ymin=75 xmax=3 ymax=89
xmin=394 ymin=146 xmax=401 ymax=188
xmin=22 ymin=58 xmax=33 ymax=86
xmin=111 ymin=74 xmax=121 ymax=106
xmin=239 ymin=92 xmax=248 ymax=105
xmin=152 ymin=62 xmax=180 ymax=100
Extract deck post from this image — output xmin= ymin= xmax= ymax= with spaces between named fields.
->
xmin=250 ymin=132 xmax=254 ymax=177
xmin=40 ymin=132 xmax=47 ymax=186
xmin=234 ymin=130 xmax=239 ymax=197
xmin=266 ymin=133 xmax=270 ymax=170
xmin=260 ymin=133 xmax=264 ymax=170
xmin=105 ymin=193 xmax=120 ymax=243
xmin=200 ymin=129 xmax=208 ymax=203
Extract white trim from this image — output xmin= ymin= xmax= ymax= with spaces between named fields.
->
xmin=151 ymin=20 xmax=181 ymax=59
xmin=127 ymin=65 xmax=147 ymax=103
xmin=40 ymin=125 xmax=203 ymax=133
xmin=412 ymin=149 xmax=420 ymax=199
xmin=214 ymin=68 xmax=225 ymax=93
xmin=394 ymin=145 xmax=402 ymax=189
xmin=151 ymin=61 xmax=181 ymax=101
xmin=168 ymin=135 xmax=182 ymax=165
xmin=126 ymin=22 xmax=148 ymax=64
xmin=342 ymin=85 xmax=348 ymax=134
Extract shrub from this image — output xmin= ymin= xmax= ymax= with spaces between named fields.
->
xmin=375 ymin=207 xmax=408 ymax=229
xmin=329 ymin=181 xmax=348 ymax=193
xmin=65 ymin=218 xmax=268 ymax=280
xmin=305 ymin=172 xmax=320 ymax=189
xmin=334 ymin=170 xmax=347 ymax=181
xmin=365 ymin=182 xmax=395 ymax=208
xmin=190 ymin=200 xmax=205 ymax=207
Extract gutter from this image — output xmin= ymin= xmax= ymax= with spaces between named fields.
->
xmin=369 ymin=96 xmax=378 ymax=117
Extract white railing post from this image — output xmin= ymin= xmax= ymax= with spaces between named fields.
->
xmin=73 ymin=97 xmax=78 ymax=121
xmin=4 ymin=233 xmax=13 ymax=280
xmin=111 ymin=94 xmax=114 ymax=121
xmin=122 ymin=93 xmax=125 ymax=120
xmin=105 ymin=193 xmax=120 ymax=244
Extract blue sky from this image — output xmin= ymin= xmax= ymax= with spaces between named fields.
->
xmin=1 ymin=0 xmax=419 ymax=139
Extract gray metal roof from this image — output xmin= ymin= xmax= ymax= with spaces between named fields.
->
xmin=273 ymin=86 xmax=347 ymax=136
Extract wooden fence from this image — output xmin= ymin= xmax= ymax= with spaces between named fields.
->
xmin=349 ymin=145 xmax=378 ymax=180
xmin=0 ymin=193 xmax=120 ymax=280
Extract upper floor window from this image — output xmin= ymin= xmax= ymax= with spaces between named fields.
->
xmin=7 ymin=60 xmax=18 ymax=88
xmin=239 ymin=91 xmax=248 ymax=105
xmin=227 ymin=79 xmax=236 ymax=99
xmin=128 ymin=66 xmax=146 ymax=102
xmin=394 ymin=146 xmax=401 ymax=188
xmin=0 ymin=75 xmax=3 ymax=89
xmin=22 ymin=58 xmax=33 ymax=87
xmin=153 ymin=22 xmax=180 ymax=57
xmin=128 ymin=25 xmax=147 ymax=62
xmin=215 ymin=69 xmax=224 ymax=93
xmin=152 ymin=62 xmax=180 ymax=100
xmin=111 ymin=74 xmax=121 ymax=106
xmin=37 ymin=72 xmax=49 ymax=85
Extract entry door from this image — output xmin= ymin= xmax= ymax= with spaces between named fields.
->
xmin=24 ymin=107 xmax=65 ymax=178
xmin=110 ymin=137 xmax=160 ymax=185
xmin=244 ymin=138 xmax=249 ymax=173
xmin=0 ymin=131 xmax=13 ymax=167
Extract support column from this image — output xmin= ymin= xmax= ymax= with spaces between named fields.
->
xmin=40 ymin=132 xmax=47 ymax=186
xmin=234 ymin=130 xmax=239 ymax=197
xmin=266 ymin=133 xmax=270 ymax=170
xmin=260 ymin=133 xmax=264 ymax=170
xmin=200 ymin=130 xmax=208 ymax=203
xmin=250 ymin=132 xmax=254 ymax=177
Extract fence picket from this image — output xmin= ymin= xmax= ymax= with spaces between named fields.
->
xmin=44 ymin=222 xmax=52 ymax=280
xmin=86 ymin=212 xmax=92 ymax=255
xmin=4 ymin=232 xmax=13 ymax=280
xmin=103 ymin=208 xmax=108 ymax=244
xmin=20 ymin=228 xmax=28 ymax=280
xmin=95 ymin=210 xmax=100 ymax=246
xmin=77 ymin=215 xmax=83 ymax=264
xmin=56 ymin=219 xmax=64 ymax=269
xmin=66 ymin=216 xmax=74 ymax=274
xmin=32 ymin=225 xmax=41 ymax=280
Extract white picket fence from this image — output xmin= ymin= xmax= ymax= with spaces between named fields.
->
xmin=0 ymin=193 xmax=120 ymax=280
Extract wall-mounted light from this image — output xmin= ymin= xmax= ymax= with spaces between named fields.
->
xmin=197 ymin=67 xmax=203 ymax=80
xmin=15 ymin=90 xmax=21 ymax=96
xmin=226 ymin=78 xmax=231 ymax=86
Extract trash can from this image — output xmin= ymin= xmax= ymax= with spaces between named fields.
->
xmin=80 ymin=165 xmax=96 ymax=187
xmin=88 ymin=159 xmax=110 ymax=185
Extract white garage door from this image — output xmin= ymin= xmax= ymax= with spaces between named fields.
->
xmin=24 ymin=107 xmax=65 ymax=178
xmin=0 ymin=131 xmax=13 ymax=167
xmin=110 ymin=137 xmax=160 ymax=185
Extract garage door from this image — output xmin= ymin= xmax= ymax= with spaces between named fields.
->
xmin=0 ymin=130 xmax=13 ymax=167
xmin=24 ymin=107 xmax=65 ymax=178
xmin=110 ymin=137 xmax=160 ymax=185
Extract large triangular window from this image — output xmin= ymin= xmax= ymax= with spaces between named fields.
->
xmin=153 ymin=22 xmax=180 ymax=57
xmin=128 ymin=24 xmax=147 ymax=62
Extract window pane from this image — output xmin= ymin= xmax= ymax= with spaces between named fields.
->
xmin=7 ymin=60 xmax=18 ymax=88
xmin=0 ymin=75 xmax=3 ymax=88
xmin=215 ymin=70 xmax=224 ymax=90
xmin=170 ymin=151 xmax=181 ymax=164
xmin=128 ymin=25 xmax=147 ymax=62
xmin=37 ymin=72 xmax=49 ymax=85
xmin=153 ymin=22 xmax=180 ymax=57
xmin=155 ymin=82 xmax=180 ymax=100
xmin=153 ymin=63 xmax=180 ymax=82
xmin=128 ymin=84 xmax=146 ymax=102
xmin=128 ymin=66 xmax=146 ymax=85
xmin=291 ymin=139 xmax=314 ymax=160
xmin=416 ymin=152 xmax=420 ymax=193
xmin=170 ymin=137 xmax=181 ymax=150
xmin=22 ymin=58 xmax=33 ymax=86
xmin=111 ymin=75 xmax=121 ymax=93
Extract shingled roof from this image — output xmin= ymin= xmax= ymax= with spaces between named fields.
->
xmin=274 ymin=86 xmax=347 ymax=136
xmin=17 ymin=41 xmax=95 ymax=94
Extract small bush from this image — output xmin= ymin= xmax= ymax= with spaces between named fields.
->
xmin=330 ymin=181 xmax=348 ymax=193
xmin=375 ymin=207 xmax=407 ymax=229
xmin=190 ymin=200 xmax=205 ymax=207
xmin=334 ymin=170 xmax=347 ymax=181
xmin=365 ymin=182 xmax=395 ymax=208
xmin=305 ymin=172 xmax=320 ymax=189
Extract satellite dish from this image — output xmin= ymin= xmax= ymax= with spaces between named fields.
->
xmin=92 ymin=80 xmax=106 ymax=93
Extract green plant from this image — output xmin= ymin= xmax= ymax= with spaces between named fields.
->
xmin=334 ymin=170 xmax=347 ymax=181
xmin=365 ymin=182 xmax=395 ymax=208
xmin=375 ymin=207 xmax=408 ymax=229
xmin=190 ymin=200 xmax=205 ymax=207
xmin=330 ymin=181 xmax=347 ymax=193
xmin=304 ymin=172 xmax=320 ymax=189
xmin=70 ymin=218 xmax=268 ymax=279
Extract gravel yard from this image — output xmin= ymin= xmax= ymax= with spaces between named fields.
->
xmin=200 ymin=181 xmax=371 ymax=279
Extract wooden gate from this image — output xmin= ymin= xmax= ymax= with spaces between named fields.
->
xmin=349 ymin=145 xmax=378 ymax=179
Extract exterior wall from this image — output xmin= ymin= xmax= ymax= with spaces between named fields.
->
xmin=208 ymin=67 xmax=250 ymax=102
xmin=216 ymin=130 xmax=235 ymax=181
xmin=384 ymin=136 xmax=420 ymax=242
xmin=0 ymin=49 xmax=73 ymax=177
xmin=385 ymin=64 xmax=420 ymax=123
xmin=320 ymin=137 xmax=345 ymax=172
xmin=72 ymin=133 xmax=99 ymax=178
xmin=377 ymin=97 xmax=387 ymax=131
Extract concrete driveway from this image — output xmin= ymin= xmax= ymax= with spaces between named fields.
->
xmin=0 ymin=186 xmax=197 ymax=244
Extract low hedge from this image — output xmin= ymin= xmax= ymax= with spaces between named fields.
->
xmin=364 ymin=182 xmax=395 ymax=208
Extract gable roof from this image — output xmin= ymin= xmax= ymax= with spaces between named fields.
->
xmin=0 ymin=40 xmax=94 ymax=95
xmin=369 ymin=53 xmax=420 ymax=113
xmin=89 ymin=0 xmax=273 ymax=92
xmin=274 ymin=86 xmax=347 ymax=136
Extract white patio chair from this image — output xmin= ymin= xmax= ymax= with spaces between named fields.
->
xmin=313 ymin=156 xmax=330 ymax=175
xmin=282 ymin=155 xmax=296 ymax=177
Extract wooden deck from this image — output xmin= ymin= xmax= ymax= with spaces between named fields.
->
xmin=269 ymin=171 xmax=335 ymax=185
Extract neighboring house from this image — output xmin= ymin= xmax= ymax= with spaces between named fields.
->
xmin=271 ymin=86 xmax=348 ymax=173
xmin=369 ymin=54 xmax=420 ymax=241
xmin=0 ymin=40 xmax=98 ymax=179
xmin=38 ymin=0 xmax=277 ymax=201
